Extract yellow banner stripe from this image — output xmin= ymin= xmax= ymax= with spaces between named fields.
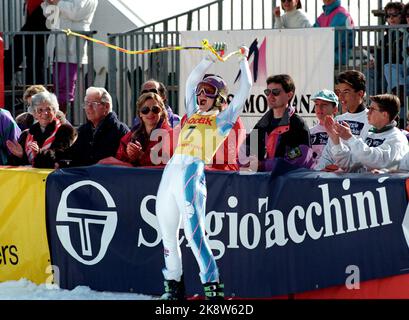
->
xmin=0 ymin=167 xmax=53 ymax=284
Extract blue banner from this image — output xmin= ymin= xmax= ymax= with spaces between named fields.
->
xmin=45 ymin=165 xmax=409 ymax=297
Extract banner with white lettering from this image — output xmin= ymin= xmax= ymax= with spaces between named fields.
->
xmin=179 ymin=29 xmax=334 ymax=130
xmin=46 ymin=165 xmax=409 ymax=297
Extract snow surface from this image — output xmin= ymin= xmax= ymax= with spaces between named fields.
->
xmin=0 ymin=279 xmax=156 ymax=300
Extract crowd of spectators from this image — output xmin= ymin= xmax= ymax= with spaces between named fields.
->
xmin=4 ymin=0 xmax=409 ymax=304
xmin=2 ymin=0 xmax=409 ymax=175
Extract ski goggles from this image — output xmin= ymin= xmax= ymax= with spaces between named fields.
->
xmin=195 ymin=84 xmax=218 ymax=98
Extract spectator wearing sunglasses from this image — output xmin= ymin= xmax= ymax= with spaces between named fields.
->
xmin=109 ymin=92 xmax=173 ymax=167
xmin=274 ymin=0 xmax=311 ymax=29
xmin=155 ymin=44 xmax=252 ymax=300
xmin=384 ymin=3 xmax=409 ymax=107
xmin=380 ymin=2 xmax=406 ymax=93
xmin=133 ymin=80 xmax=181 ymax=128
xmin=65 ymin=87 xmax=129 ymax=167
xmin=367 ymin=2 xmax=405 ymax=98
xmin=244 ymin=74 xmax=312 ymax=171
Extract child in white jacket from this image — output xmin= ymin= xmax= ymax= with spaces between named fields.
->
xmin=324 ymin=94 xmax=409 ymax=173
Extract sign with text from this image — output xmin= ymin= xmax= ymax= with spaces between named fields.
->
xmin=46 ymin=165 xmax=409 ymax=297
xmin=180 ymin=29 xmax=335 ymax=130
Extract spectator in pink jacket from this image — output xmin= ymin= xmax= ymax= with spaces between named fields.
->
xmin=314 ymin=0 xmax=354 ymax=66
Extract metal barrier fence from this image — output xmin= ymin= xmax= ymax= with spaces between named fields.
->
xmin=131 ymin=0 xmax=406 ymax=33
xmin=0 ymin=0 xmax=24 ymax=37
xmin=2 ymin=30 xmax=96 ymax=126
xmin=2 ymin=1 xmax=409 ymax=128
xmin=108 ymin=25 xmax=409 ymax=128
xmin=1 ymin=0 xmax=406 ymax=36
xmin=107 ymin=31 xmax=180 ymax=125
xmin=337 ymin=24 xmax=409 ymax=127
xmin=2 ymin=28 xmax=409 ymax=128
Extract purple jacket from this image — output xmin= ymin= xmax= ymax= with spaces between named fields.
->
xmin=0 ymin=109 xmax=21 ymax=165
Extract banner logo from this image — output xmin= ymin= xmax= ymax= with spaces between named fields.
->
xmin=234 ymin=37 xmax=267 ymax=85
xmin=56 ymin=180 xmax=117 ymax=265
xmin=138 ymin=178 xmax=393 ymax=259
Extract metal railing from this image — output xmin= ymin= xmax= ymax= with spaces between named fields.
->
xmin=2 ymin=0 xmax=409 ymax=128
xmin=2 ymin=30 xmax=96 ymax=126
xmin=131 ymin=0 xmax=407 ymax=33
xmin=2 ymin=0 xmax=407 ymax=34
xmin=107 ymin=25 xmax=409 ymax=128
xmin=107 ymin=31 xmax=180 ymax=124
xmin=0 ymin=0 xmax=25 ymax=36
xmin=337 ymin=24 xmax=409 ymax=127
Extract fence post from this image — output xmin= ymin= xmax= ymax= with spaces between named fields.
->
xmin=217 ymin=0 xmax=223 ymax=31
xmin=107 ymin=34 xmax=118 ymax=113
xmin=0 ymin=33 xmax=4 ymax=108
xmin=187 ymin=12 xmax=192 ymax=31
xmin=377 ymin=0 xmax=384 ymax=26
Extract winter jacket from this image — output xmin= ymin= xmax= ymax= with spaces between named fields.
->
xmin=68 ymin=112 xmax=129 ymax=167
xmin=274 ymin=9 xmax=312 ymax=29
xmin=116 ymin=119 xmax=173 ymax=166
xmin=332 ymin=123 xmax=409 ymax=172
xmin=42 ymin=0 xmax=98 ymax=64
xmin=8 ymin=120 xmax=76 ymax=168
xmin=314 ymin=0 xmax=354 ymax=65
xmin=315 ymin=105 xmax=371 ymax=171
xmin=246 ymin=106 xmax=313 ymax=171
xmin=309 ymin=123 xmax=329 ymax=169
xmin=0 ymin=109 xmax=21 ymax=165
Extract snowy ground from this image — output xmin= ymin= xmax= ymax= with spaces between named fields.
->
xmin=0 ymin=279 xmax=156 ymax=300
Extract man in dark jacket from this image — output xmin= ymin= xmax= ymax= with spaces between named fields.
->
xmin=245 ymin=74 xmax=312 ymax=171
xmin=67 ymin=87 xmax=129 ymax=167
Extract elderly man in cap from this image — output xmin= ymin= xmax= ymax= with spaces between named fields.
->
xmin=309 ymin=89 xmax=339 ymax=169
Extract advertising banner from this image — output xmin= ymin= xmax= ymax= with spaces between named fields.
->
xmin=46 ymin=165 xmax=409 ymax=297
xmin=180 ymin=28 xmax=334 ymax=130
xmin=0 ymin=167 xmax=53 ymax=284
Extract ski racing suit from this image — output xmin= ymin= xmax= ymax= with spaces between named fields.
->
xmin=155 ymin=53 xmax=252 ymax=284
